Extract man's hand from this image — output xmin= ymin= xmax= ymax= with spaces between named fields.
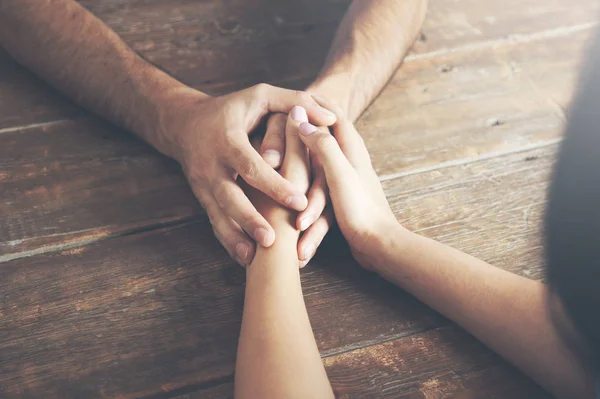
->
xmin=162 ymin=84 xmax=335 ymax=266
xmin=0 ymin=0 xmax=424 ymax=268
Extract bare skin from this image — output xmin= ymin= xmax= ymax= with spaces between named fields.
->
xmin=286 ymin=109 xmax=594 ymax=399
xmin=235 ymin=106 xmax=334 ymax=399
xmin=261 ymin=0 xmax=428 ymax=265
xmin=0 ymin=0 xmax=426 ymax=265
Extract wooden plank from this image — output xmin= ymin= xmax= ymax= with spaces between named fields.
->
xmin=0 ymin=145 xmax=556 ymax=398
xmin=1 ymin=0 xmax=597 ymax=129
xmin=382 ymin=146 xmax=554 ymax=280
xmin=0 ymin=221 xmax=441 ymax=399
xmin=180 ymin=326 xmax=549 ymax=399
xmin=76 ymin=0 xmax=600 ymax=90
xmin=170 ymin=382 xmax=234 ymax=399
xmin=0 ymin=51 xmax=81 ymax=131
xmin=360 ymin=27 xmax=591 ymax=176
xmin=0 ymin=29 xmax=579 ymax=257
xmin=0 ymin=118 xmax=201 ymax=257
xmin=323 ymin=326 xmax=549 ymax=399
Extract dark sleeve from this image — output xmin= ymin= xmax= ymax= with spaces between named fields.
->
xmin=545 ymin=25 xmax=600 ymax=365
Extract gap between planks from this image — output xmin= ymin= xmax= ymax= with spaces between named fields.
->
xmin=0 ymin=21 xmax=595 ymax=137
xmin=0 ymin=216 xmax=201 ymax=263
xmin=378 ymin=138 xmax=562 ymax=182
xmin=0 ymin=118 xmax=83 ymax=135
xmin=1 ymin=20 xmax=581 ymax=261
xmin=0 ymin=139 xmax=563 ymax=264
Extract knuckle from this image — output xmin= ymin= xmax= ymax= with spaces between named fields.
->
xmin=239 ymin=159 xmax=258 ymax=182
xmin=253 ymin=83 xmax=270 ymax=96
xmin=296 ymin=90 xmax=312 ymax=104
xmin=268 ymin=183 xmax=287 ymax=202
xmin=223 ymin=130 xmax=241 ymax=147
xmin=241 ymin=211 xmax=260 ymax=229
xmin=212 ymin=181 xmax=231 ymax=206
xmin=314 ymin=133 xmax=335 ymax=152
xmin=186 ymin=166 xmax=208 ymax=185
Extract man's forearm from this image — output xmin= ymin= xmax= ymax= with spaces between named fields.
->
xmin=309 ymin=0 xmax=428 ymax=121
xmin=0 ymin=0 xmax=198 ymax=158
xmin=371 ymin=226 xmax=595 ymax=399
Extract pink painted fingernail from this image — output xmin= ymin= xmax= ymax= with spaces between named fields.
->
xmin=236 ymin=242 xmax=251 ymax=264
xmin=291 ymin=106 xmax=308 ymax=122
xmin=286 ymin=195 xmax=308 ymax=211
xmin=299 ymin=122 xmax=318 ymax=136
xmin=300 ymin=259 xmax=310 ymax=268
xmin=255 ymin=228 xmax=275 ymax=247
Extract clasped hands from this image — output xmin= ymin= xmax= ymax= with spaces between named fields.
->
xmin=164 ymin=84 xmax=397 ymax=268
xmin=243 ymin=104 xmax=400 ymax=270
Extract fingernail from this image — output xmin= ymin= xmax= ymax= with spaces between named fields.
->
xmin=299 ymin=122 xmax=318 ymax=136
xmin=303 ymin=244 xmax=315 ymax=261
xmin=286 ymin=195 xmax=308 ymax=211
xmin=320 ymin=106 xmax=336 ymax=120
xmin=255 ymin=228 xmax=275 ymax=247
xmin=236 ymin=242 xmax=251 ymax=264
xmin=299 ymin=215 xmax=313 ymax=231
xmin=291 ymin=105 xmax=308 ymax=122
xmin=300 ymin=259 xmax=309 ymax=268
xmin=332 ymin=105 xmax=344 ymax=117
xmin=262 ymin=149 xmax=282 ymax=168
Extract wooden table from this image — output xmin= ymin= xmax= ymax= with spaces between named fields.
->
xmin=1 ymin=1 xmax=597 ymax=398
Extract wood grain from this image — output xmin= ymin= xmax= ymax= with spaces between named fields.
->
xmin=0 ymin=0 xmax=592 ymax=397
xmin=0 ymin=29 xmax=581 ymax=258
xmin=174 ymin=326 xmax=549 ymax=399
xmin=1 ymin=0 xmax=597 ymax=129
xmin=76 ymin=0 xmax=600 ymax=91
xmin=0 ymin=145 xmax=555 ymax=398
xmin=359 ymin=27 xmax=590 ymax=176
xmin=323 ymin=326 xmax=549 ymax=399
xmin=170 ymin=382 xmax=234 ymax=399
xmin=0 ymin=118 xmax=200 ymax=257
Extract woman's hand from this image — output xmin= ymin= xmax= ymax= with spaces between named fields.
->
xmin=261 ymin=112 xmax=335 ymax=267
xmin=236 ymin=106 xmax=334 ymax=399
xmin=292 ymin=109 xmax=402 ymax=269
xmin=243 ymin=106 xmax=312 ymax=260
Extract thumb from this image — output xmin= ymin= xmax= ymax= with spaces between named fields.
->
xmin=295 ymin=119 xmax=358 ymax=197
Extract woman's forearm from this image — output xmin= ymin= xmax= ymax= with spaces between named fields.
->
xmin=371 ymin=225 xmax=595 ymax=399
xmin=235 ymin=214 xmax=333 ymax=399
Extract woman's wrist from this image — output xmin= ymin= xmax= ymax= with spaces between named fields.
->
xmin=252 ymin=206 xmax=300 ymax=255
xmin=250 ymin=222 xmax=300 ymax=270
xmin=364 ymin=222 xmax=416 ymax=273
